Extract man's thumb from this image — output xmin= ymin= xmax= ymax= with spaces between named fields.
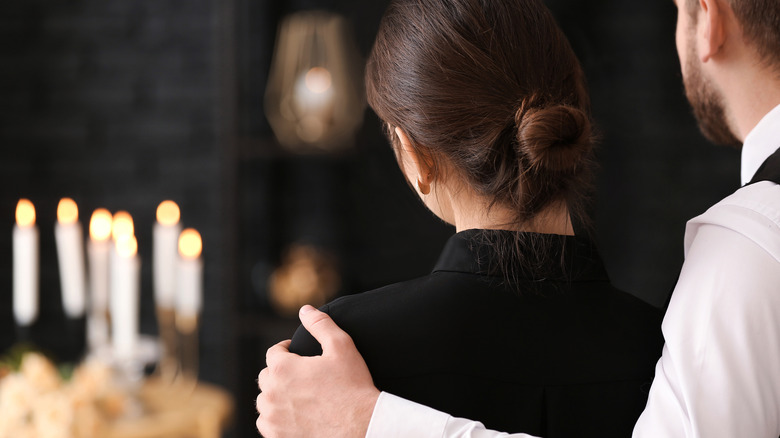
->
xmin=299 ymin=305 xmax=355 ymax=354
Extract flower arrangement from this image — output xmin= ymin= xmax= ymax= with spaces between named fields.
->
xmin=0 ymin=348 xmax=126 ymax=438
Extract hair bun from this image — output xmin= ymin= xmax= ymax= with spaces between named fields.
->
xmin=515 ymin=104 xmax=592 ymax=173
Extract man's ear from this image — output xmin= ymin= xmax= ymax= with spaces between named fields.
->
xmin=395 ymin=127 xmax=434 ymax=185
xmin=697 ymin=0 xmax=726 ymax=63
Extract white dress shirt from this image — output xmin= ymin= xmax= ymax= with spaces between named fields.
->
xmin=365 ymin=103 xmax=780 ymax=438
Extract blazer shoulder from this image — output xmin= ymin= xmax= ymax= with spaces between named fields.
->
xmin=288 ymin=274 xmax=436 ymax=357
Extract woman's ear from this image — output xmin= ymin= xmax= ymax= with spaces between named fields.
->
xmin=395 ymin=127 xmax=434 ymax=190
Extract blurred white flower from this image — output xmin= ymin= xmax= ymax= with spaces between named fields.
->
xmin=70 ymin=359 xmax=111 ymax=402
xmin=34 ymin=392 xmax=75 ymax=438
xmin=0 ymin=353 xmax=112 ymax=438
xmin=0 ymin=373 xmax=34 ymax=430
xmin=20 ymin=352 xmax=60 ymax=393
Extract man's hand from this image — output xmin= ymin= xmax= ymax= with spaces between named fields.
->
xmin=256 ymin=305 xmax=380 ymax=438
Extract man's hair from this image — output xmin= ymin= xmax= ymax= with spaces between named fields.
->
xmin=688 ymin=0 xmax=780 ymax=68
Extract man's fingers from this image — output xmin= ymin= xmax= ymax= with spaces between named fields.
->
xmin=257 ymin=367 xmax=269 ymax=390
xmin=299 ymin=305 xmax=355 ymax=355
xmin=265 ymin=339 xmax=293 ymax=368
xmin=256 ymin=412 xmax=270 ymax=437
xmin=256 ymin=392 xmax=273 ymax=437
xmin=256 ymin=416 xmax=276 ymax=438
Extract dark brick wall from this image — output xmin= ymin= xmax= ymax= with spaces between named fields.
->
xmin=0 ymin=0 xmax=227 ymax=388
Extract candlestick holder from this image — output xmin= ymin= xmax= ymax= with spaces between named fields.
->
xmin=156 ymin=306 xmax=180 ymax=383
xmin=176 ymin=313 xmax=199 ymax=387
xmin=113 ymin=354 xmax=146 ymax=420
xmin=110 ymin=335 xmax=161 ymax=419
xmin=87 ymin=310 xmax=110 ymax=355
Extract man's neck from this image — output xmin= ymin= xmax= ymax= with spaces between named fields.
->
xmin=720 ymin=64 xmax=780 ymax=142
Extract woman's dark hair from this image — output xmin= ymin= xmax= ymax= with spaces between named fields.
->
xmin=366 ymin=0 xmax=597 ymax=284
xmin=366 ymin=0 xmax=595 ymax=227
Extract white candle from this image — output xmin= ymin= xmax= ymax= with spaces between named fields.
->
xmin=54 ymin=198 xmax=87 ymax=319
xmin=111 ymin=234 xmax=140 ymax=361
xmin=87 ymin=208 xmax=112 ymax=348
xmin=153 ymin=201 xmax=181 ymax=309
xmin=13 ymin=199 xmax=39 ymax=327
xmin=176 ymin=229 xmax=203 ymax=318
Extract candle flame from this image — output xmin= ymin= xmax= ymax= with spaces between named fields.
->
xmin=178 ymin=228 xmax=202 ymax=259
xmin=111 ymin=211 xmax=134 ymax=241
xmin=156 ymin=200 xmax=180 ymax=226
xmin=115 ymin=235 xmax=138 ymax=258
xmin=305 ymin=67 xmax=332 ymax=94
xmin=15 ymin=199 xmax=36 ymax=227
xmin=89 ymin=208 xmax=113 ymax=241
xmin=57 ymin=198 xmax=79 ymax=225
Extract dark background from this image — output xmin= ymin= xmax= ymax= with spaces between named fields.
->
xmin=0 ymin=0 xmax=740 ymax=437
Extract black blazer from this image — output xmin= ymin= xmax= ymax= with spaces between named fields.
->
xmin=291 ymin=230 xmax=663 ymax=437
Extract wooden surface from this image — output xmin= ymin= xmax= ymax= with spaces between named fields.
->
xmin=107 ymin=379 xmax=233 ymax=438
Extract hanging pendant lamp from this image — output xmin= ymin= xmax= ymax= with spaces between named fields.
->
xmin=265 ymin=11 xmax=365 ymax=153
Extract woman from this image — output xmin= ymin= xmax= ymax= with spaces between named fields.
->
xmin=289 ymin=0 xmax=663 ymax=436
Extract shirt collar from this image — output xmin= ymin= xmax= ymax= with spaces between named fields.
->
xmin=741 ymin=103 xmax=780 ymax=185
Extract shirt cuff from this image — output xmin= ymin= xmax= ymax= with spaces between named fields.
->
xmin=366 ymin=392 xmax=451 ymax=438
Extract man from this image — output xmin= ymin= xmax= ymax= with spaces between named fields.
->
xmin=256 ymin=0 xmax=780 ymax=436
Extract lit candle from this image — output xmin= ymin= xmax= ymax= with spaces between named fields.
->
xmin=54 ymin=198 xmax=87 ymax=319
xmin=110 ymin=211 xmax=138 ymax=360
xmin=13 ymin=199 xmax=39 ymax=327
xmin=111 ymin=233 xmax=140 ymax=361
xmin=111 ymin=211 xmax=134 ymax=241
xmin=176 ymin=228 xmax=202 ymax=382
xmin=87 ymin=208 xmax=112 ymax=348
xmin=153 ymin=201 xmax=181 ymax=309
xmin=176 ymin=229 xmax=203 ymax=320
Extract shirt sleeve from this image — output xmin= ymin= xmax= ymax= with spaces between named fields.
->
xmin=366 ymin=392 xmax=539 ymax=438
xmin=633 ymin=219 xmax=780 ymax=437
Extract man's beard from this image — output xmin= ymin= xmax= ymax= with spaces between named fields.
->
xmin=683 ymin=48 xmax=742 ymax=148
